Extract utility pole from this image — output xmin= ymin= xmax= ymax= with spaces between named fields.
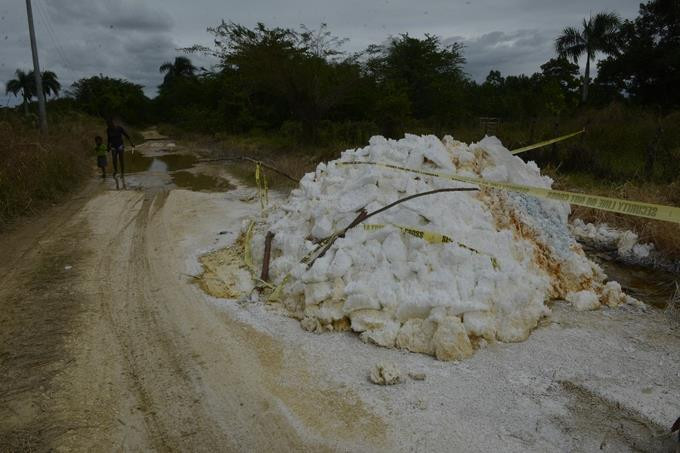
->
xmin=25 ymin=0 xmax=47 ymax=134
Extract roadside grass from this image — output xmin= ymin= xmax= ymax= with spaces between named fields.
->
xmin=0 ymin=111 xmax=104 ymax=228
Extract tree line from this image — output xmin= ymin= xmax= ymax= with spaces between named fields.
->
xmin=5 ymin=0 xmax=679 ymax=146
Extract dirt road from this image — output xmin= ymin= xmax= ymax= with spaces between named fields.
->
xmin=0 ymin=137 xmax=385 ymax=451
xmin=1 ymin=135 xmax=678 ymax=452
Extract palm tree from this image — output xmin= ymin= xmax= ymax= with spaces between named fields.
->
xmin=555 ymin=12 xmax=621 ymax=103
xmin=5 ymin=69 xmax=61 ymax=114
xmin=34 ymin=70 xmax=61 ymax=98
xmin=159 ymin=56 xmax=197 ymax=85
xmin=5 ymin=69 xmax=34 ymax=115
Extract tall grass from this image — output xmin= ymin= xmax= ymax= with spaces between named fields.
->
xmin=0 ymin=110 xmax=103 ymax=228
xmin=453 ymin=104 xmax=680 ymax=183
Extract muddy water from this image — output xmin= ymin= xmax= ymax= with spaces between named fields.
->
xmin=126 ymin=152 xmax=198 ymax=173
xmin=171 ymin=171 xmax=234 ymax=192
xmin=124 ymin=149 xmax=235 ymax=193
xmin=588 ymin=252 xmax=677 ymax=309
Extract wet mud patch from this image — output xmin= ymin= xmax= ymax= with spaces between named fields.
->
xmin=126 ymin=153 xmax=197 ymax=173
xmin=125 ymin=153 xmax=153 ymax=173
xmin=158 ymin=154 xmax=198 ymax=171
xmin=589 ymin=254 xmax=677 ymax=309
xmin=172 ymin=171 xmax=234 ymax=192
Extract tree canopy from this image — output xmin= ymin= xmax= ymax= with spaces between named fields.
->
xmin=596 ymin=0 xmax=680 ymax=109
xmin=9 ymin=0 xmax=677 ymax=145
xmin=70 ymin=75 xmax=149 ymax=124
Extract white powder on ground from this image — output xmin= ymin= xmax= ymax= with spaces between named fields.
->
xmin=248 ymin=134 xmax=635 ymax=361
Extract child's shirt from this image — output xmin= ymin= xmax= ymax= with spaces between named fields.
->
xmin=94 ymin=144 xmax=107 ymax=157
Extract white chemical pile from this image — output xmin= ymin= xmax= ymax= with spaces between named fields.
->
xmin=570 ymin=218 xmax=654 ymax=259
xmin=246 ymin=134 xmax=636 ymax=361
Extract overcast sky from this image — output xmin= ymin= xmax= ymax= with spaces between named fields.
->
xmin=1 ymin=0 xmax=642 ymax=106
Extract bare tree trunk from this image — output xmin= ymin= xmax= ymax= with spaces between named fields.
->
xmin=22 ymin=97 xmax=29 ymax=116
xmin=582 ymin=53 xmax=591 ymax=103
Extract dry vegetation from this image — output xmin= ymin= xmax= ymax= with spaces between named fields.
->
xmin=0 ymin=112 xmax=103 ymax=228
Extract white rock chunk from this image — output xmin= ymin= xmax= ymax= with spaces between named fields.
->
xmin=369 ymin=361 xmax=402 ymax=385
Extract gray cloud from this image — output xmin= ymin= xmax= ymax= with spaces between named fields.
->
xmin=43 ymin=0 xmax=173 ymax=31
xmin=2 ymin=0 xmax=187 ymax=106
xmin=445 ymin=29 xmax=557 ymax=81
xmin=2 ymin=0 xmax=642 ymax=107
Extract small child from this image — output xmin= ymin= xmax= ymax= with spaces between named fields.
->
xmin=94 ymin=136 xmax=107 ymax=179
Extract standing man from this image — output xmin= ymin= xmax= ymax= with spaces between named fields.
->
xmin=106 ymin=118 xmax=135 ymax=178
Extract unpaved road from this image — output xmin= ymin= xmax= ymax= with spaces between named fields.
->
xmin=0 ymin=137 xmax=385 ymax=452
xmin=1 ymin=135 xmax=679 ymax=452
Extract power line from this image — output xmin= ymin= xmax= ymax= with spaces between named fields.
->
xmin=34 ymin=0 xmax=101 ymax=105
xmin=34 ymin=0 xmax=76 ymax=80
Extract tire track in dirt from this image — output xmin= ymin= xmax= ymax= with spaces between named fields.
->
xmin=1 ymin=137 xmax=391 ymax=452
xmin=97 ymin=192 xmax=228 ymax=451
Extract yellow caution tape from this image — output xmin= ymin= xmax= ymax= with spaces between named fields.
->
xmin=244 ymin=220 xmax=256 ymax=273
xmin=364 ymin=223 xmax=453 ymax=244
xmin=254 ymin=162 xmax=264 ymax=211
xmin=268 ymin=274 xmax=290 ymax=302
xmin=254 ymin=161 xmax=269 ymax=211
xmin=263 ymin=165 xmax=269 ymax=206
xmin=338 ymin=161 xmax=680 ymax=224
xmin=363 ymin=223 xmax=499 ymax=269
xmin=510 ymin=129 xmax=584 ymax=155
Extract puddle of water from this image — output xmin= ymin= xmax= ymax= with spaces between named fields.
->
xmin=126 ymin=153 xmax=154 ymax=173
xmin=225 ymin=160 xmax=298 ymax=191
xmin=125 ymin=153 xmax=197 ymax=173
xmin=589 ymin=253 xmax=677 ymax=309
xmin=157 ymin=154 xmax=198 ymax=171
xmin=171 ymin=171 xmax=234 ymax=192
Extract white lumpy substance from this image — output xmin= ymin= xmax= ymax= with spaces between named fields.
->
xmin=569 ymin=218 xmax=654 ymax=259
xmin=249 ymin=134 xmax=636 ymax=360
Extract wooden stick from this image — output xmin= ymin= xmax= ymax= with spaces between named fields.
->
xmin=307 ymin=188 xmax=478 ymax=268
xmin=306 ymin=210 xmax=367 ymax=268
xmin=260 ymin=231 xmax=275 ymax=282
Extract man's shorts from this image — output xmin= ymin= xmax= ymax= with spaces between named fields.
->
xmin=111 ymin=145 xmax=124 ymax=157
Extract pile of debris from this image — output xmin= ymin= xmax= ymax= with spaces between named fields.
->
xmin=243 ymin=134 xmax=636 ymax=360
